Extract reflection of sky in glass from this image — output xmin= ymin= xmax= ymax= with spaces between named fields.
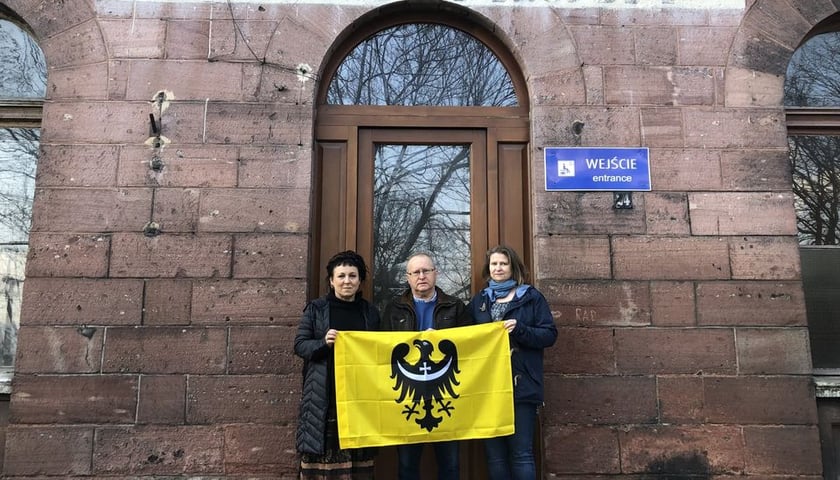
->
xmin=0 ymin=20 xmax=47 ymax=98
xmin=327 ymin=23 xmax=517 ymax=106
xmin=373 ymin=144 xmax=471 ymax=310
xmin=785 ymin=32 xmax=840 ymax=107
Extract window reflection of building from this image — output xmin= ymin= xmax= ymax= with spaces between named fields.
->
xmin=0 ymin=18 xmax=45 ymax=391
xmin=784 ymin=19 xmax=840 ymax=479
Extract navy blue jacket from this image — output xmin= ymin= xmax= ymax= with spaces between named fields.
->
xmin=467 ymin=285 xmax=557 ymax=405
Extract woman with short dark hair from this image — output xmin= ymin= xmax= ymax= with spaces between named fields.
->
xmin=294 ymin=250 xmax=380 ymax=479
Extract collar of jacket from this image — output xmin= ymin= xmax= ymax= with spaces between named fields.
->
xmin=396 ymin=286 xmax=459 ymax=308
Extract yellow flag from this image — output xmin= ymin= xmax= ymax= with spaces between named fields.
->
xmin=335 ymin=322 xmax=514 ymax=449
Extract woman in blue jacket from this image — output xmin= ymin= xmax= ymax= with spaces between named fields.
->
xmin=467 ymin=245 xmax=558 ymax=480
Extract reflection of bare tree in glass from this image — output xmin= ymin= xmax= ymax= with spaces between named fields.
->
xmin=373 ymin=144 xmax=471 ymax=310
xmin=327 ymin=23 xmax=516 ymax=107
xmin=1 ymin=19 xmax=45 ymax=369
xmin=0 ymin=19 xmax=47 ymax=98
xmin=788 ymin=136 xmax=840 ymax=245
xmin=0 ymin=129 xmax=38 ymax=242
xmin=785 ymin=32 xmax=840 ymax=245
xmin=0 ymin=128 xmax=37 ymax=368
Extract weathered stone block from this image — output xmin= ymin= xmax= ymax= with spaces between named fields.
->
xmin=678 ymin=26 xmax=738 ymax=66
xmin=640 ymin=108 xmax=684 ymax=147
xmin=696 ymin=281 xmax=806 ymax=326
xmin=203 ymin=102 xmax=314 ymax=145
xmin=635 ymin=27 xmax=678 ymax=65
xmin=535 ymin=236 xmax=611 ymax=280
xmin=542 ymin=425 xmax=620 ymax=474
xmin=615 ymin=328 xmax=736 ymax=374
xmin=535 ymin=192 xmax=646 ymax=235
xmin=689 ymin=192 xmax=796 ymax=235
xmin=92 ymin=426 xmax=224 ymax=475
xmin=138 ymin=375 xmax=186 ymax=424
xmin=233 ymin=233 xmax=308 ymax=278
xmin=191 ymin=279 xmax=307 ymax=325
xmin=125 ymin=59 xmax=243 ymax=101
xmin=619 ymin=425 xmax=745 ymax=474
xmin=541 ymin=280 xmax=651 ymax=326
xmin=26 ymin=233 xmax=110 ymax=277
xmin=30 ymin=188 xmax=152 ymax=233
xmin=532 ymin=106 xmax=641 ymax=147
xmin=3 ymin=426 xmax=93 ymax=476
xmin=165 ymin=20 xmax=210 ymax=60
xmin=41 ymin=101 xmax=160 ymax=144
xmin=644 ymin=193 xmax=690 ymax=235
xmin=15 ymin=326 xmax=103 ymax=374
xmin=613 ymin=236 xmax=729 ymax=280
xmin=650 ymin=281 xmax=696 ymax=326
xmin=729 ymin=236 xmax=801 ymax=280
xmin=109 ymin=233 xmax=233 ymax=278
xmin=187 ymin=375 xmax=299 ymax=424
xmin=118 ymin=145 xmax=238 ymax=187
xmin=224 ymin=424 xmax=297 ymax=474
xmin=683 ymin=108 xmax=787 ymax=149
xmin=144 ymin=279 xmax=193 ymax=325
xmin=570 ymin=25 xmax=635 ymax=65
xmin=102 ymin=327 xmax=227 ymax=374
xmin=100 ymin=19 xmax=166 ymax=58
xmin=736 ymin=327 xmax=812 ymax=374
xmin=724 ymin=66 xmax=786 ymax=107
xmin=229 ymin=326 xmax=300 ymax=374
xmin=743 ymin=426 xmax=822 ymax=475
xmin=10 ymin=375 xmax=137 ymax=424
xmin=238 ymin=146 xmax=312 ymax=188
xmin=543 ymin=375 xmax=657 ymax=425
xmin=720 ymin=148 xmax=790 ymax=191
xmin=606 ymin=67 xmax=714 ymax=105
xmin=198 ymin=188 xmax=311 ymax=233
xmin=659 ymin=376 xmax=817 ymax=424
xmin=36 ymin=144 xmax=119 ymax=187
xmin=20 ymin=278 xmax=143 ymax=326
xmin=40 ymin=20 xmax=107 ymax=68
xmin=648 ymin=148 xmax=722 ymax=190
xmin=544 ymin=327 xmax=616 ymax=375
xmin=47 ymin=62 xmax=110 ymax=100
xmin=151 ymin=188 xmax=200 ymax=233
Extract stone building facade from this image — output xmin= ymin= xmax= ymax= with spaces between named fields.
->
xmin=0 ymin=0 xmax=832 ymax=478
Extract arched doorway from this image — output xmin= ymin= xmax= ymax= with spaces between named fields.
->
xmin=311 ymin=4 xmax=532 ymax=478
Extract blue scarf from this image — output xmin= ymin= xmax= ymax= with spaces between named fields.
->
xmin=487 ymin=279 xmax=518 ymax=302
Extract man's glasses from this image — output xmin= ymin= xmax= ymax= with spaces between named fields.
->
xmin=406 ymin=268 xmax=436 ymax=277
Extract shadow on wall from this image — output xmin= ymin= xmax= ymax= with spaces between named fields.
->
xmin=642 ymin=452 xmax=711 ymax=479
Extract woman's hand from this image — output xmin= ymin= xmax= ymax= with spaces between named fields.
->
xmin=325 ymin=329 xmax=338 ymax=346
xmin=503 ymin=319 xmax=517 ymax=333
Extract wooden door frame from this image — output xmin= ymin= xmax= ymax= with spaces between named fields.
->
xmin=312 ymin=107 xmax=530 ymax=299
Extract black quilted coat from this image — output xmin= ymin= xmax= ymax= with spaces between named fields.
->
xmin=293 ymin=295 xmax=380 ymax=455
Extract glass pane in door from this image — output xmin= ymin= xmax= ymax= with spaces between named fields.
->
xmin=373 ymin=143 xmax=471 ymax=310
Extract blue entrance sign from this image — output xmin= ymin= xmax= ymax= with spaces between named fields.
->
xmin=544 ymin=147 xmax=651 ymax=191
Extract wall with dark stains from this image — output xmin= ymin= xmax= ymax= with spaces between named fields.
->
xmin=0 ymin=0 xmax=827 ymax=477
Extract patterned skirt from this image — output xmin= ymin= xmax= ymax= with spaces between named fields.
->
xmin=300 ymin=419 xmax=376 ymax=480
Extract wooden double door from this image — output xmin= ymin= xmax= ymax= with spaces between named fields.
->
xmin=312 ymin=108 xmax=532 ymax=478
xmin=313 ymin=106 xmax=531 ymax=304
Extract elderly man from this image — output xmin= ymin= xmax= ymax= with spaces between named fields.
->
xmin=382 ymin=252 xmax=473 ymax=480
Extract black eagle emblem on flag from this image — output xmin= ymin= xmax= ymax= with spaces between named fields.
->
xmin=390 ymin=339 xmax=460 ymax=432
